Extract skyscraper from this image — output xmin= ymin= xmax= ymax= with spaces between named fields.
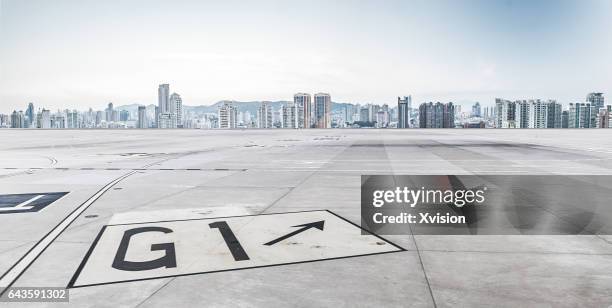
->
xmin=597 ymin=108 xmax=610 ymax=128
xmin=397 ymin=96 xmax=411 ymax=128
xmin=562 ymin=111 xmax=569 ymax=128
xmin=218 ymin=102 xmax=238 ymax=129
xmin=105 ymin=102 xmax=114 ymax=122
xmin=282 ymin=102 xmax=297 ymax=128
xmin=294 ymin=93 xmax=311 ymax=128
xmin=586 ymin=93 xmax=604 ymax=110
xmin=569 ymin=102 xmax=597 ymax=128
xmin=376 ymin=110 xmax=390 ymax=128
xmin=40 ymin=109 xmax=51 ymax=129
xmin=344 ymin=104 xmax=354 ymax=124
xmin=66 ymin=110 xmax=78 ymax=128
xmin=26 ymin=102 xmax=34 ymax=127
xmin=137 ymin=106 xmax=147 ymax=128
xmin=169 ymin=93 xmax=183 ymax=127
xmin=10 ymin=111 xmax=25 ymax=128
xmin=313 ymin=93 xmax=331 ymax=128
xmin=527 ymin=99 xmax=548 ymax=128
xmin=158 ymin=84 xmax=170 ymax=114
xmin=546 ymin=100 xmax=562 ymax=128
xmin=158 ymin=83 xmax=171 ymax=128
xmin=258 ymin=102 xmax=273 ymax=128
xmin=515 ymin=100 xmax=530 ymax=128
xmin=419 ymin=102 xmax=454 ymax=128
xmin=472 ymin=102 xmax=481 ymax=117
xmin=119 ymin=110 xmax=130 ymax=122
xmin=158 ymin=113 xmax=177 ymax=129
xmin=359 ymin=107 xmax=369 ymax=123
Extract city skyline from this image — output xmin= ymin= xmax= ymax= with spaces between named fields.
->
xmin=2 ymin=83 xmax=609 ymax=129
xmin=2 ymin=0 xmax=612 ymax=112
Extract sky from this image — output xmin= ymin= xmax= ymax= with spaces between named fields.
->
xmin=1 ymin=0 xmax=611 ymax=113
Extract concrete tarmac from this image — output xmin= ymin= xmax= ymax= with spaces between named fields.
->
xmin=0 ymin=129 xmax=611 ymax=307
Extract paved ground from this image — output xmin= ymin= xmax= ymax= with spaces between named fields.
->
xmin=0 ymin=129 xmax=611 ymax=307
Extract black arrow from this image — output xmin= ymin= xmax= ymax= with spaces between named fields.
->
xmin=264 ymin=220 xmax=325 ymax=246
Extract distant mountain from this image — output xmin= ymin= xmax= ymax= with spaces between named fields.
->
xmin=116 ymin=100 xmax=349 ymax=115
xmin=114 ymin=103 xmax=156 ymax=114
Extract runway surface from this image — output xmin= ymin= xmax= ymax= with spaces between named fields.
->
xmin=0 ymin=129 xmax=611 ymax=307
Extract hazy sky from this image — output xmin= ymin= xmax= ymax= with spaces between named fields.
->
xmin=1 ymin=0 xmax=611 ymax=112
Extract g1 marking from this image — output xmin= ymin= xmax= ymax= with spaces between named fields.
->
xmin=68 ymin=210 xmax=404 ymax=288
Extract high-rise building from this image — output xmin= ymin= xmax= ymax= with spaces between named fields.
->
xmin=66 ymin=110 xmax=78 ymax=128
xmin=282 ymin=102 xmax=297 ymax=128
xmin=586 ymin=93 xmax=604 ymax=110
xmin=258 ymin=102 xmax=273 ymax=128
xmin=51 ymin=112 xmax=66 ymax=128
xmin=397 ymin=96 xmax=411 ymax=128
xmin=0 ymin=114 xmax=9 ymax=128
xmin=158 ymin=84 xmax=170 ymax=114
xmin=344 ymin=104 xmax=354 ymax=124
xmin=158 ymin=113 xmax=177 ymax=128
xmin=158 ymin=83 xmax=171 ymax=128
xmin=294 ymin=93 xmax=311 ymax=128
xmin=218 ymin=102 xmax=238 ymax=129
xmin=546 ymin=100 xmax=562 ymax=128
xmin=40 ymin=109 xmax=51 ymax=128
xmin=443 ymin=102 xmax=455 ymax=128
xmin=105 ymin=103 xmax=114 ymax=122
xmin=515 ymin=100 xmax=530 ymax=128
xmin=527 ymin=99 xmax=548 ymax=128
xmin=313 ymin=93 xmax=331 ymax=128
xmin=569 ymin=103 xmax=597 ymax=128
xmin=95 ymin=111 xmax=103 ymax=127
xmin=376 ymin=110 xmax=390 ymax=128
xmin=562 ymin=111 xmax=569 ymax=128
xmin=10 ymin=111 xmax=25 ymax=128
xmin=597 ymin=108 xmax=610 ymax=128
xmin=119 ymin=110 xmax=130 ymax=122
xmin=496 ymin=98 xmax=562 ymax=128
xmin=419 ymin=102 xmax=454 ymax=128
xmin=137 ymin=106 xmax=147 ymax=128
xmin=472 ymin=102 xmax=481 ymax=117
xmin=169 ymin=93 xmax=183 ymax=127
xmin=26 ymin=103 xmax=35 ymax=127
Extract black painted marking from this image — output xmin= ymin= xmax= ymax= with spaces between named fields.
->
xmin=66 ymin=210 xmax=406 ymax=289
xmin=264 ymin=221 xmax=325 ymax=246
xmin=209 ymin=221 xmax=250 ymax=261
xmin=112 ymin=227 xmax=177 ymax=271
xmin=0 ymin=192 xmax=69 ymax=214
xmin=67 ymin=225 xmax=108 ymax=288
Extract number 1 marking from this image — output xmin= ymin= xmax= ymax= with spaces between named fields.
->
xmin=209 ymin=221 xmax=250 ymax=261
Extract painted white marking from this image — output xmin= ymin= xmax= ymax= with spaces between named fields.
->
xmin=0 ymin=195 xmax=45 ymax=212
xmin=70 ymin=210 xmax=402 ymax=287
xmin=0 ymin=171 xmax=136 ymax=290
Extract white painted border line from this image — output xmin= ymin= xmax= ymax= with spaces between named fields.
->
xmin=0 ymin=171 xmax=137 ymax=294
